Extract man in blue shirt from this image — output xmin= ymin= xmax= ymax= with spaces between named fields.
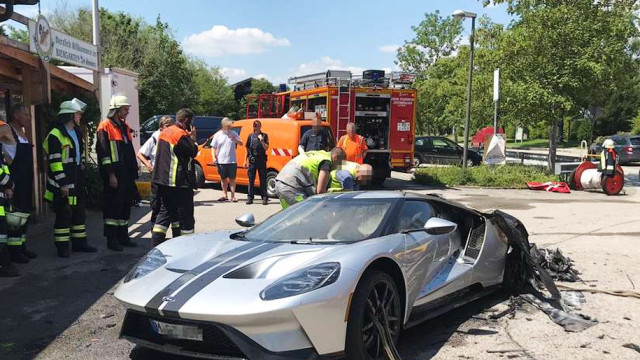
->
xmin=298 ymin=114 xmax=334 ymax=153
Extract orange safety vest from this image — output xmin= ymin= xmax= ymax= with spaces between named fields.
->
xmin=338 ymin=134 xmax=366 ymax=164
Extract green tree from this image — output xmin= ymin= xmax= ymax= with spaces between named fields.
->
xmin=494 ymin=0 xmax=639 ymax=169
xmin=189 ymin=59 xmax=236 ymax=117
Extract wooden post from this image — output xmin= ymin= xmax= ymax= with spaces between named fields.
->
xmin=34 ymin=59 xmax=51 ymax=217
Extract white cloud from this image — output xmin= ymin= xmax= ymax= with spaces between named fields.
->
xmin=220 ymin=67 xmax=247 ymax=82
xmin=183 ymin=25 xmax=290 ymax=57
xmin=293 ymin=56 xmax=365 ymax=76
xmin=379 ymin=44 xmax=400 ymax=53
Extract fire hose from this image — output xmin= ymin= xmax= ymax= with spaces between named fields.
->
xmin=570 ymin=161 xmax=624 ymax=195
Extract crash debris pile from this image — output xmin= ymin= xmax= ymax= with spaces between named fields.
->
xmin=492 ymin=210 xmax=597 ymax=332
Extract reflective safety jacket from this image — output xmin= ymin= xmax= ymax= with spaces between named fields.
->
xmin=600 ymin=148 xmax=616 ymax=176
xmin=329 ymin=161 xmax=359 ymax=190
xmin=276 ymin=150 xmax=333 ymax=191
xmin=96 ymin=117 xmax=138 ymax=181
xmin=43 ymin=126 xmax=84 ymax=205
xmin=151 ymin=125 xmax=198 ymax=188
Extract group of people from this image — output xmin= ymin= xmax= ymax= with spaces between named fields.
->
xmin=0 ymin=97 xmax=373 ymax=277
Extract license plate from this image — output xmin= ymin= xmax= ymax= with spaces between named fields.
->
xmin=150 ymin=319 xmax=203 ymax=341
xmin=397 ymin=122 xmax=410 ymax=131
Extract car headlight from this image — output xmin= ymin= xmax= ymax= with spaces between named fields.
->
xmin=260 ymin=262 xmax=340 ymax=301
xmin=123 ymin=248 xmax=167 ymax=283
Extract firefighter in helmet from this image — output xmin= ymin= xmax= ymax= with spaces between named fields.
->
xmin=43 ymin=99 xmax=97 ymax=257
xmin=600 ymin=139 xmax=617 ymax=176
xmin=96 ymin=95 xmax=139 ymax=251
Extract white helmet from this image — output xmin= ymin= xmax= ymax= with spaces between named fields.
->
xmin=58 ymin=98 xmax=87 ymax=115
xmin=109 ymin=95 xmax=130 ymax=110
xmin=602 ymin=139 xmax=615 ymax=149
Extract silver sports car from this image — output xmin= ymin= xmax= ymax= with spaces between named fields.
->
xmin=115 ymin=191 xmax=517 ymax=360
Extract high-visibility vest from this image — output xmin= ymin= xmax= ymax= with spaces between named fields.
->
xmin=293 ymin=150 xmax=332 ymax=182
xmin=329 ymin=161 xmax=359 ymax=190
xmin=338 ymin=134 xmax=366 ymax=164
xmin=43 ymin=128 xmax=79 ymax=205
xmin=600 ymin=148 xmax=616 ymax=175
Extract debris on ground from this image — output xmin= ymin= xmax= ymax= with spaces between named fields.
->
xmin=530 ymin=246 xmax=581 ymax=282
xmin=623 ymin=343 xmax=640 ymax=354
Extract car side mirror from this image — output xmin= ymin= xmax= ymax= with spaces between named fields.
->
xmin=235 ymin=213 xmax=255 ymax=228
xmin=424 ymin=218 xmax=457 ymax=235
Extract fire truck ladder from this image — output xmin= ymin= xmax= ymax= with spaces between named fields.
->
xmin=336 ymin=76 xmax=352 ymax=139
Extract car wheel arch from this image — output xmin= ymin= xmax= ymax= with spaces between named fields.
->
xmin=357 ymin=257 xmax=408 ymax=326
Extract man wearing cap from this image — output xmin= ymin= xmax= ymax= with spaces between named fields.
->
xmin=600 ymin=139 xmax=617 ymax=176
xmin=96 ymin=95 xmax=138 ymax=251
xmin=44 ymin=99 xmax=97 ymax=257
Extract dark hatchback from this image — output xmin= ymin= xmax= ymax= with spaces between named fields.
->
xmin=590 ymin=135 xmax=640 ymax=165
xmin=414 ymin=136 xmax=483 ymax=167
xmin=140 ymin=115 xmax=223 ymax=145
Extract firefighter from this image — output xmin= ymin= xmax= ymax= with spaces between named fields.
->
xmin=0 ymin=151 xmax=19 ymax=276
xmin=328 ymin=162 xmax=373 ymax=192
xmin=0 ymin=104 xmax=36 ymax=262
xmin=151 ymin=108 xmax=198 ymax=246
xmin=97 ymin=95 xmax=139 ymax=251
xmin=600 ymin=139 xmax=617 ymax=176
xmin=275 ymin=148 xmax=346 ymax=209
xmin=43 ymin=99 xmax=98 ymax=257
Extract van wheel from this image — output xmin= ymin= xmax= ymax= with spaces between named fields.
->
xmin=195 ymin=163 xmax=205 ymax=188
xmin=266 ymin=171 xmax=278 ymax=198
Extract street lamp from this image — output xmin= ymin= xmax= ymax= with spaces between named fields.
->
xmin=453 ymin=9 xmax=477 ymax=168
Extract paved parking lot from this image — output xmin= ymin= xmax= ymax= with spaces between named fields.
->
xmin=1 ymin=166 xmax=639 ymax=360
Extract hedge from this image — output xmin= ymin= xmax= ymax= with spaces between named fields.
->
xmin=413 ymin=165 xmax=560 ymax=189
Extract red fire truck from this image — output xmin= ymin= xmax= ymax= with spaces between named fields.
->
xmin=246 ymin=70 xmax=417 ymax=184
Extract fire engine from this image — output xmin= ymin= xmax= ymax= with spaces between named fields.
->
xmin=246 ymin=70 xmax=417 ymax=184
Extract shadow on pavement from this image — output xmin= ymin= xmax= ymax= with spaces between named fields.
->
xmin=125 ymin=291 xmax=509 ymax=360
xmin=0 ymin=204 xmax=152 ymax=360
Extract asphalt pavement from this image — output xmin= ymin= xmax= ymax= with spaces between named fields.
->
xmin=1 ymin=166 xmax=639 ymax=360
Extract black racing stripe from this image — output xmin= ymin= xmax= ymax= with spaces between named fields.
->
xmin=145 ymin=241 xmax=260 ymax=315
xmin=161 ymin=243 xmax=283 ymax=318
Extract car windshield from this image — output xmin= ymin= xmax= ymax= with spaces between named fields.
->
xmin=243 ymin=197 xmax=394 ymax=243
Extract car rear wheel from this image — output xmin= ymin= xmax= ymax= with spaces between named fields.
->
xmin=413 ymin=156 xmax=421 ymax=168
xmin=266 ymin=170 xmax=278 ymax=198
xmin=345 ymin=270 xmax=402 ymax=360
xmin=194 ymin=163 xmax=205 ymax=188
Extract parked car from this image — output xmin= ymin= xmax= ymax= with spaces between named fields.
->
xmin=414 ymin=136 xmax=483 ymax=167
xmin=589 ymin=135 xmax=640 ymax=165
xmin=139 ymin=115 xmax=223 ymax=145
xmin=194 ymin=118 xmax=334 ymax=197
xmin=115 ymin=191 xmax=522 ymax=360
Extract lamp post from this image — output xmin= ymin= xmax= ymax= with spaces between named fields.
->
xmin=453 ymin=10 xmax=477 ymax=168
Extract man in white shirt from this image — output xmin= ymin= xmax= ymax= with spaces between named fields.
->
xmin=211 ymin=118 xmax=243 ymax=202
xmin=137 ymin=116 xmax=174 ymax=225
xmin=137 ymin=116 xmax=174 ymax=172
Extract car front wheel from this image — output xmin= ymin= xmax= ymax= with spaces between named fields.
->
xmin=345 ymin=270 xmax=402 ymax=360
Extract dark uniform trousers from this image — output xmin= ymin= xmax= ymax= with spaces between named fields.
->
xmin=248 ymin=160 xmax=268 ymax=200
xmin=103 ymin=177 xmax=134 ymax=241
xmin=53 ymin=189 xmax=87 ymax=243
xmin=152 ymin=185 xmax=194 ymax=245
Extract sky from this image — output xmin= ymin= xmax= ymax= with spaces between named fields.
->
xmin=11 ymin=0 xmax=512 ymax=85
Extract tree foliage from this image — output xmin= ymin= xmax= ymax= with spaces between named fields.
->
xmin=49 ymin=6 xmax=240 ymax=121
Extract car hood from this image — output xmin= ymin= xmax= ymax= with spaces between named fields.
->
xmin=156 ymin=230 xmax=339 ymax=276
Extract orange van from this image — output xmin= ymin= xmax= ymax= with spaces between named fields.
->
xmin=194 ymin=118 xmax=334 ymax=197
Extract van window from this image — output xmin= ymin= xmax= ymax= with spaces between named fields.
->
xmin=300 ymin=125 xmax=336 ymax=147
xmin=194 ymin=116 xmax=222 ymax=130
xmin=141 ymin=117 xmax=159 ymax=132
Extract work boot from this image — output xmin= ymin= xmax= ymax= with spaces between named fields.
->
xmin=0 ymin=244 xmax=19 ymax=277
xmin=8 ymin=245 xmax=29 ymax=263
xmin=21 ymin=243 xmax=37 ymax=259
xmin=107 ymin=237 xmax=123 ymax=252
xmin=262 ymin=198 xmax=269 ymax=205
xmin=246 ymin=198 xmax=254 ymax=205
xmin=71 ymin=238 xmax=97 ymax=253
xmin=55 ymin=242 xmax=71 ymax=258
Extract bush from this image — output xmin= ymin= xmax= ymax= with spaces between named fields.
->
xmin=576 ymin=120 xmax=591 ymax=143
xmin=414 ymin=165 xmax=559 ymax=189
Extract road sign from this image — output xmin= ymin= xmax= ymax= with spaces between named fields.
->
xmin=29 ymin=15 xmax=98 ymax=71
xmin=493 ymin=68 xmax=500 ymax=102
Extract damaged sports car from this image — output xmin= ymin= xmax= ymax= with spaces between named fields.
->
xmin=115 ymin=191 xmax=526 ymax=360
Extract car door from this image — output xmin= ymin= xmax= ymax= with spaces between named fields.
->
xmin=232 ymin=125 xmax=249 ymax=184
xmin=431 ymin=138 xmax=459 ymax=164
xmin=200 ymin=136 xmax=219 ymax=181
xmin=395 ymin=200 xmax=445 ymax=305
